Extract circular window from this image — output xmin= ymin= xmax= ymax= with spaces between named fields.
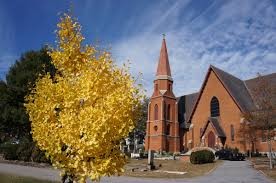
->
xmin=154 ymin=125 xmax=158 ymax=131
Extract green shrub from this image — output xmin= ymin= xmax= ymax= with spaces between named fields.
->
xmin=0 ymin=143 xmax=19 ymax=160
xmin=16 ymin=139 xmax=34 ymax=161
xmin=124 ymin=152 xmax=131 ymax=158
xmin=31 ymin=146 xmax=50 ymax=163
xmin=0 ymin=139 xmax=49 ymax=163
xmin=225 ymin=146 xmax=239 ymax=153
xmin=38 ymin=152 xmax=50 ymax=163
xmin=190 ymin=150 xmax=215 ymax=164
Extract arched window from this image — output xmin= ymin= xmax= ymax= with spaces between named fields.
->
xmin=167 ymin=104 xmax=170 ymax=120
xmin=154 ymin=104 xmax=158 ymax=120
xmin=210 ymin=97 xmax=220 ymax=117
xmin=230 ymin=124 xmax=235 ymax=141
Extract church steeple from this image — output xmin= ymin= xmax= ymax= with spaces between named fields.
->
xmin=145 ymin=36 xmax=180 ymax=153
xmin=156 ymin=37 xmax=172 ymax=81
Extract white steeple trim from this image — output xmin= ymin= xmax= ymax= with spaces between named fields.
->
xmin=159 ymin=90 xmax=167 ymax=95
xmin=155 ymin=75 xmax=173 ymax=81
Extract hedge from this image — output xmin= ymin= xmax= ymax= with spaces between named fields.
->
xmin=190 ymin=150 xmax=215 ymax=164
xmin=0 ymin=143 xmax=19 ymax=160
xmin=0 ymin=140 xmax=50 ymax=163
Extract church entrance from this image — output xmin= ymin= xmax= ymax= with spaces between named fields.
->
xmin=208 ymin=131 xmax=215 ymax=148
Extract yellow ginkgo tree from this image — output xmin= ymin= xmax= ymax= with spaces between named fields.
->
xmin=25 ymin=13 xmax=143 ymax=182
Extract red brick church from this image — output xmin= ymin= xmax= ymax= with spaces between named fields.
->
xmin=144 ymin=38 xmax=276 ymax=153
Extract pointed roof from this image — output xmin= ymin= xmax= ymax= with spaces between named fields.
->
xmin=156 ymin=38 xmax=172 ymax=78
xmin=176 ymin=65 xmax=276 ymax=127
xmin=210 ymin=65 xmax=256 ymax=112
xmin=186 ymin=65 xmax=257 ymax=122
xmin=201 ymin=117 xmax=226 ymax=138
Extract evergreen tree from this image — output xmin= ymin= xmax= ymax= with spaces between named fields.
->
xmin=0 ymin=47 xmax=55 ymax=141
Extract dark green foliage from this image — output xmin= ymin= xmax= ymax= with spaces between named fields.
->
xmin=135 ymin=97 xmax=149 ymax=133
xmin=0 ymin=140 xmax=49 ymax=163
xmin=233 ymin=147 xmax=239 ymax=154
xmin=225 ymin=146 xmax=240 ymax=153
xmin=247 ymin=149 xmax=261 ymax=157
xmin=128 ymin=97 xmax=149 ymax=143
xmin=190 ymin=150 xmax=215 ymax=164
xmin=124 ymin=152 xmax=131 ymax=158
xmin=0 ymin=143 xmax=19 ymax=160
xmin=0 ymin=47 xmax=54 ymax=163
xmin=16 ymin=138 xmax=34 ymax=161
xmin=31 ymin=145 xmax=50 ymax=163
xmin=0 ymin=47 xmax=55 ymax=141
xmin=6 ymin=47 xmax=55 ymax=90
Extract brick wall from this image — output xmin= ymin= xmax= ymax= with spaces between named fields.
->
xmin=186 ymin=71 xmax=248 ymax=152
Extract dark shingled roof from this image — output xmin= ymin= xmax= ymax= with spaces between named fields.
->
xmin=244 ymin=73 xmax=276 ymax=106
xmin=211 ymin=65 xmax=256 ymax=112
xmin=245 ymin=73 xmax=276 ymax=125
xmin=177 ymin=96 xmax=185 ymax=124
xmin=201 ymin=117 xmax=226 ymax=138
xmin=177 ymin=92 xmax=198 ymax=128
xmin=185 ymin=92 xmax=199 ymax=121
xmin=177 ymin=65 xmax=276 ymax=128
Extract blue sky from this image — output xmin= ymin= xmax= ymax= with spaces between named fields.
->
xmin=0 ymin=0 xmax=276 ymax=96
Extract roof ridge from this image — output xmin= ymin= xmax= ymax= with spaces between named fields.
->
xmin=186 ymin=92 xmax=199 ymax=96
xmin=244 ymin=72 xmax=276 ymax=82
xmin=177 ymin=92 xmax=199 ymax=98
xmin=242 ymin=80 xmax=256 ymax=106
xmin=187 ymin=65 xmax=255 ymax=122
xmin=210 ymin=65 xmax=243 ymax=82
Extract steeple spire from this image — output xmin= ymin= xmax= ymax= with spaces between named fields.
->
xmin=156 ymin=37 xmax=172 ymax=80
xmin=146 ymin=36 xmax=179 ymax=153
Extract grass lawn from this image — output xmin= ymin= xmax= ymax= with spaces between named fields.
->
xmin=123 ymin=159 xmax=222 ymax=178
xmin=250 ymin=157 xmax=276 ymax=181
xmin=259 ymin=168 xmax=276 ymax=181
xmin=0 ymin=173 xmax=58 ymax=183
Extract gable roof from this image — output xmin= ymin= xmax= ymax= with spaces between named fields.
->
xmin=211 ymin=65 xmax=256 ymax=112
xmin=201 ymin=117 xmax=226 ymax=138
xmin=176 ymin=65 xmax=276 ymax=126
xmin=187 ymin=65 xmax=276 ymax=123
xmin=186 ymin=65 xmax=248 ymax=122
